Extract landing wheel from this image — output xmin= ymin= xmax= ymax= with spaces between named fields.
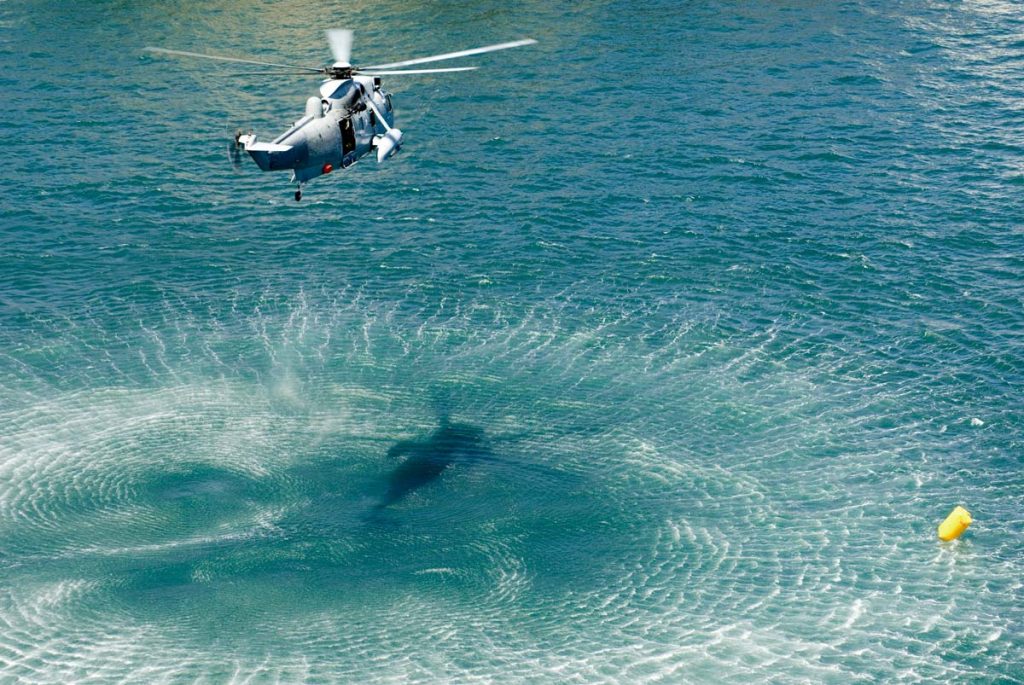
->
xmin=295 ymin=189 xmax=302 ymax=202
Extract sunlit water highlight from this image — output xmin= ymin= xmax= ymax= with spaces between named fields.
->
xmin=1 ymin=0 xmax=1022 ymax=682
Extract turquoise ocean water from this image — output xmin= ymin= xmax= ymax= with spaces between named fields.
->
xmin=1 ymin=1 xmax=1022 ymax=682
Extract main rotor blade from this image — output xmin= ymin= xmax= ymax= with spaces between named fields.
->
xmin=144 ymin=46 xmax=323 ymax=73
xmin=355 ymin=66 xmax=478 ymax=75
xmin=360 ymin=38 xmax=537 ymax=70
xmin=227 ymin=70 xmax=325 ymax=76
xmin=326 ymin=29 xmax=353 ymax=65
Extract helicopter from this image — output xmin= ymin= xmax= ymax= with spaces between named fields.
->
xmin=144 ymin=31 xmax=536 ymax=201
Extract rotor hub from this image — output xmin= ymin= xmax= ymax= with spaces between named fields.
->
xmin=326 ymin=66 xmax=354 ymax=80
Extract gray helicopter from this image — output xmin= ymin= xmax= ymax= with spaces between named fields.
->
xmin=145 ymin=30 xmax=536 ymax=201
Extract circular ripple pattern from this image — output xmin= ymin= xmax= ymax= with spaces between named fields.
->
xmin=2 ymin=0 xmax=1023 ymax=682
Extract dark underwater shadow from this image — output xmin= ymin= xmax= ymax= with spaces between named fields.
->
xmin=35 ymin=413 xmax=617 ymax=637
xmin=373 ymin=417 xmax=488 ymax=511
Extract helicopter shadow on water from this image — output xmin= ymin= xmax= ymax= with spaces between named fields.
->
xmin=370 ymin=415 xmax=490 ymax=513
xmin=42 ymin=409 xmax=613 ymax=634
xmin=102 ymin=416 xmax=508 ymax=608
xmin=290 ymin=408 xmax=544 ymax=533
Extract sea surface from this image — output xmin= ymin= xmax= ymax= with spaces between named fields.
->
xmin=1 ymin=1 xmax=1022 ymax=682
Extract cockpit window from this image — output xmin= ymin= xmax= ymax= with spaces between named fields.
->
xmin=385 ymin=94 xmax=393 ymax=112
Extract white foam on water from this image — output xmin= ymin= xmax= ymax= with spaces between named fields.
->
xmin=414 ymin=567 xmax=458 ymax=576
xmin=0 ymin=268 xmax=1020 ymax=682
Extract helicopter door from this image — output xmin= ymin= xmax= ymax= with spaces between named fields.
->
xmin=340 ymin=118 xmax=356 ymax=155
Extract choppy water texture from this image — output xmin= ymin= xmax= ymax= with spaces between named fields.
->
xmin=1 ymin=0 xmax=1023 ymax=682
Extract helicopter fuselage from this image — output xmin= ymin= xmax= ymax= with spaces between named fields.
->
xmin=145 ymin=31 xmax=536 ymax=201
xmin=237 ymin=75 xmax=399 ymax=189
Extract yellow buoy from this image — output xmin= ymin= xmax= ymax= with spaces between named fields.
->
xmin=937 ymin=505 xmax=972 ymax=541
